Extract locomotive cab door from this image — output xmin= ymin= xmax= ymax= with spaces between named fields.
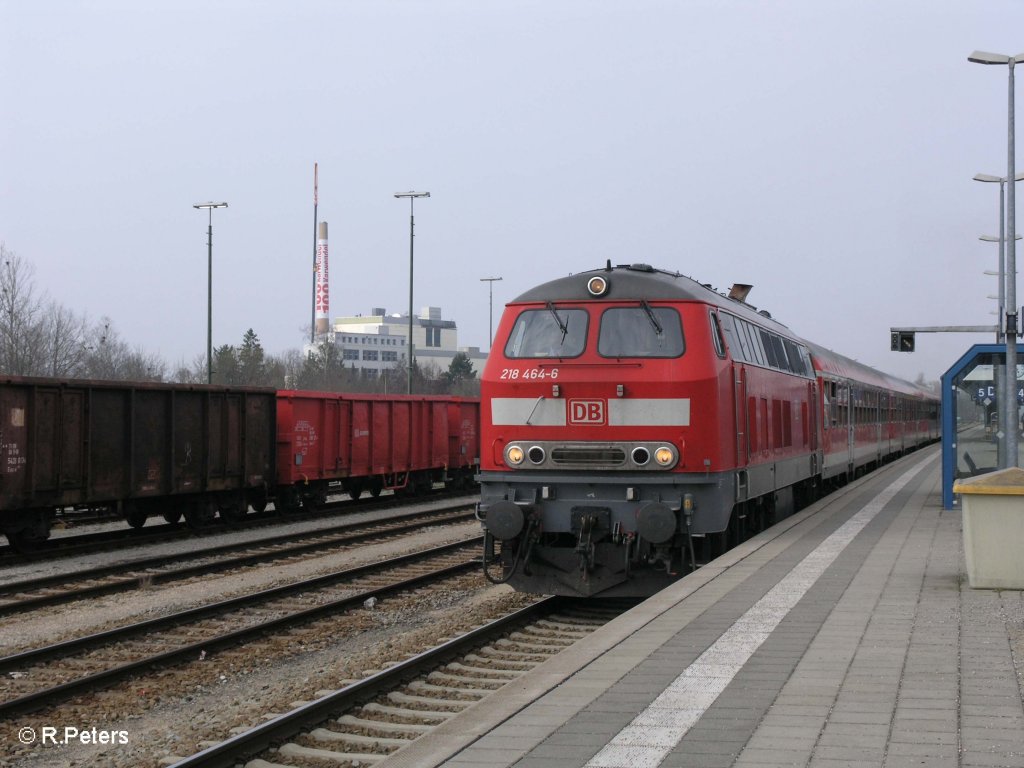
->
xmin=733 ymin=364 xmax=749 ymax=500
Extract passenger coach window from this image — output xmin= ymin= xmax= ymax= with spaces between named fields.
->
xmin=504 ymin=307 xmax=588 ymax=358
xmin=598 ymin=305 xmax=684 ymax=358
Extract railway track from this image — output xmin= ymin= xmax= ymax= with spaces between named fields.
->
xmin=0 ymin=503 xmax=476 ymax=615
xmin=0 ymin=488 xmax=477 ymax=563
xmin=166 ymin=596 xmax=631 ymax=768
xmin=0 ymin=538 xmax=484 ymax=719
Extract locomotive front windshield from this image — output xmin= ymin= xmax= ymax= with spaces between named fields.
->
xmin=505 ymin=305 xmax=588 ymax=358
xmin=598 ymin=305 xmax=684 ymax=358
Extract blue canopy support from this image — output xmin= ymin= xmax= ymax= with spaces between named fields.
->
xmin=941 ymin=343 xmax=1023 ymax=509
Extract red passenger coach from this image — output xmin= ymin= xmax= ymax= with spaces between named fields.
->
xmin=477 ymin=263 xmax=939 ymax=598
xmin=274 ymin=391 xmax=479 ymax=510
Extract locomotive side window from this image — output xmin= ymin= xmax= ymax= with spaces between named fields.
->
xmin=598 ymin=306 xmax=684 ymax=358
xmin=783 ymin=339 xmax=806 ymax=376
xmin=734 ymin=319 xmax=753 ymax=361
xmin=719 ymin=313 xmax=740 ymax=357
xmin=743 ymin=322 xmax=767 ymax=366
xmin=504 ymin=307 xmax=588 ymax=358
xmin=709 ymin=311 xmax=726 ymax=358
xmin=759 ymin=329 xmax=779 ymax=368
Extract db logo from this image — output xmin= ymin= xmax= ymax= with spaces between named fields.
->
xmin=569 ymin=399 xmax=606 ymax=425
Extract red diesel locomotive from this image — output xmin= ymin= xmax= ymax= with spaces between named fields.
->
xmin=477 ymin=263 xmax=939 ymax=597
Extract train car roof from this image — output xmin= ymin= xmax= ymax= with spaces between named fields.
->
xmin=512 ymin=263 xmax=936 ymax=401
xmin=805 ymin=341 xmax=937 ymax=400
xmin=512 ymin=262 xmax=799 ymax=338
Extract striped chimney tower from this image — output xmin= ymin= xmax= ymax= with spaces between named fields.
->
xmin=314 ymin=221 xmax=330 ymax=336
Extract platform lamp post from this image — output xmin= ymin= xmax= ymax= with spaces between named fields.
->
xmin=975 ymin=172 xmax=1024 ymax=343
xmin=394 ymin=191 xmax=430 ymax=394
xmin=977 ymin=173 xmax=1024 ymax=468
xmin=193 ymin=201 xmax=228 ymax=385
xmin=480 ymin=276 xmax=503 ymax=348
xmin=970 ymin=50 xmax=1024 ymax=466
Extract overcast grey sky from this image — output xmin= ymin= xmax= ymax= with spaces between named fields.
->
xmin=2 ymin=0 xmax=1023 ymax=382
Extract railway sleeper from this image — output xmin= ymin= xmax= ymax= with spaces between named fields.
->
xmin=518 ymin=628 xmax=588 ymax=642
xmin=335 ymin=714 xmax=433 ymax=735
xmin=408 ymin=680 xmax=490 ymax=698
xmin=443 ymin=661 xmax=523 ymax=677
xmin=278 ymin=742 xmax=386 ymax=764
xmin=481 ymin=642 xmax=548 ymax=659
xmin=426 ymin=670 xmax=509 ymax=688
xmin=358 ymin=702 xmax=453 ymax=722
xmin=504 ymin=631 xmax=575 ymax=647
xmin=387 ymin=691 xmax=471 ymax=710
xmin=536 ymin=618 xmax=599 ymax=632
xmin=461 ymin=653 xmax=534 ymax=670
xmin=308 ymin=727 xmax=410 ymax=749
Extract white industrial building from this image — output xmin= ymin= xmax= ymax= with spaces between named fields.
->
xmin=308 ymin=306 xmax=488 ymax=376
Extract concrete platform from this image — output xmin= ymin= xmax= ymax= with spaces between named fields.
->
xmin=380 ymin=446 xmax=1024 ymax=768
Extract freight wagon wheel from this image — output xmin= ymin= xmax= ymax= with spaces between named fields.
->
xmin=449 ymin=469 xmax=473 ymax=490
xmin=184 ymin=498 xmax=217 ymax=528
xmin=249 ymin=489 xmax=269 ymax=514
xmin=163 ymin=508 xmax=183 ymax=525
xmin=5 ymin=529 xmax=48 ymax=553
xmin=368 ymin=479 xmax=383 ymax=498
xmin=347 ymin=480 xmax=365 ymax=501
xmin=302 ymin=490 xmax=327 ymax=513
xmin=275 ymin=488 xmax=301 ymax=515
xmin=123 ymin=504 xmax=148 ymax=529
xmin=4 ymin=510 xmax=52 ymax=552
xmin=414 ymin=473 xmax=434 ymax=495
xmin=218 ymin=498 xmax=247 ymax=525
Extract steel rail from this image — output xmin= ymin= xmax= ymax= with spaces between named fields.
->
xmin=0 ymin=506 xmax=475 ymax=615
xmin=167 ymin=596 xmax=563 ymax=768
xmin=0 ymin=538 xmax=483 ymax=718
xmin=0 ymin=489 xmax=478 ymax=563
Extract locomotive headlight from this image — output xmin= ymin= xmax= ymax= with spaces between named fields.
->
xmin=505 ymin=445 xmax=525 ymax=466
xmin=654 ymin=446 xmax=676 ymax=467
xmin=587 ymin=275 xmax=609 ymax=296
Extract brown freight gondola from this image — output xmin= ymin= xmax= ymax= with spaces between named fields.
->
xmin=0 ymin=377 xmax=276 ymax=549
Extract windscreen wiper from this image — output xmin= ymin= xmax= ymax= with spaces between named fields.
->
xmin=640 ymin=300 xmax=663 ymax=335
xmin=546 ymin=301 xmax=569 ymax=344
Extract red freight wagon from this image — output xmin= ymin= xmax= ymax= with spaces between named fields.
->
xmin=0 ymin=376 xmax=276 ymax=548
xmin=274 ymin=391 xmax=479 ymax=510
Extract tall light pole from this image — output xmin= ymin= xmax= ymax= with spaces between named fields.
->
xmin=193 ymin=202 xmax=228 ymax=385
xmin=394 ymin=191 xmax=430 ymax=394
xmin=974 ymin=173 xmax=1024 ymax=343
xmin=479 ymin=276 xmax=503 ymax=348
xmin=970 ymin=50 xmax=1024 ymax=465
xmin=976 ymin=173 xmax=1023 ymax=468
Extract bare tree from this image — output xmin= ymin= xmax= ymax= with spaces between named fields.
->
xmin=171 ymin=355 xmax=207 ymax=384
xmin=82 ymin=318 xmax=165 ymax=381
xmin=39 ymin=301 xmax=89 ymax=377
xmin=0 ymin=244 xmax=46 ymax=375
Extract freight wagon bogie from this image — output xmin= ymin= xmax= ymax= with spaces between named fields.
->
xmin=2 ymin=508 xmax=51 ymax=551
